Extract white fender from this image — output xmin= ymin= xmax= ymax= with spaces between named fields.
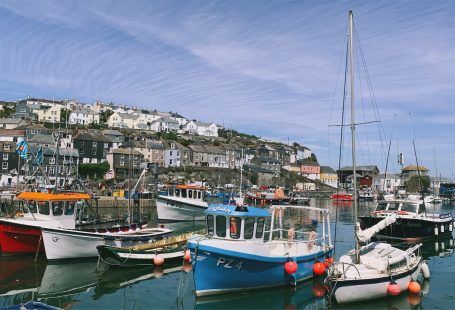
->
xmin=421 ymin=261 xmax=430 ymax=279
xmin=421 ymin=279 xmax=430 ymax=297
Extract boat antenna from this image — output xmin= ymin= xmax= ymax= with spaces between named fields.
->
xmin=348 ymin=10 xmax=360 ymax=263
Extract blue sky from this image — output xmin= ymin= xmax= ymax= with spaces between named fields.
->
xmin=0 ymin=1 xmax=454 ymax=177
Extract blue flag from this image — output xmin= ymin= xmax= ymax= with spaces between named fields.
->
xmin=36 ymin=146 xmax=43 ymax=165
xmin=15 ymin=138 xmax=28 ymax=160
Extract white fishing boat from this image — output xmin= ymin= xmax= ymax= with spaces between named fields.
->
xmin=41 ymin=225 xmax=173 ymax=260
xmin=325 ymin=11 xmax=427 ymax=304
xmin=156 ymin=184 xmax=208 ymax=221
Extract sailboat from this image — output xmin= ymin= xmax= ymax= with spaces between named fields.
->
xmin=325 ymin=11 xmax=428 ymax=304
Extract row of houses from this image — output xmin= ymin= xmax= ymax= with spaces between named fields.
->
xmin=1 ymin=98 xmax=221 ymax=137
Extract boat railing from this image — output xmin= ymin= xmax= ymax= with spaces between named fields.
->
xmin=266 ymin=228 xmax=330 ymax=246
xmin=330 ymin=262 xmax=362 ymax=279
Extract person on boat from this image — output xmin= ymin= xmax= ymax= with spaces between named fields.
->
xmin=288 ymin=226 xmax=296 ymax=242
xmin=230 ymin=217 xmax=239 ymax=238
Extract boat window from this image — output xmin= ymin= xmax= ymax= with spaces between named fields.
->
xmin=401 ymin=203 xmax=416 ymax=213
xmin=376 ymin=202 xmax=387 ymax=211
xmin=418 ymin=204 xmax=426 ymax=214
xmin=24 ymin=200 xmax=37 ymax=213
xmin=388 ymin=203 xmax=400 ymax=211
xmin=207 ymin=215 xmax=214 ymax=236
xmin=244 ymin=217 xmax=255 ymax=239
xmin=188 ymin=190 xmax=193 ymax=199
xmin=52 ymin=201 xmax=64 ymax=216
xmin=169 ymin=188 xmax=174 ymax=196
xmin=37 ymin=201 xmax=50 ymax=215
xmin=198 ymin=191 xmax=202 ymax=199
xmin=256 ymin=217 xmax=265 ymax=238
xmin=65 ymin=201 xmax=76 ymax=215
xmin=175 ymin=189 xmax=181 ymax=197
xmin=182 ymin=189 xmax=187 ymax=198
xmin=230 ymin=217 xmax=241 ymax=239
xmin=216 ymin=216 xmax=226 ymax=237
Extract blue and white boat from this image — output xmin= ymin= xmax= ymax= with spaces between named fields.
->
xmin=187 ymin=204 xmax=333 ymax=296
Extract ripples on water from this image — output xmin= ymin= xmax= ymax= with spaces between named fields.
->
xmin=1 ymin=199 xmax=454 ymax=309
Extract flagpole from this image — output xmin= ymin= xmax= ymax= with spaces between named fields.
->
xmin=17 ymin=152 xmax=21 ymax=186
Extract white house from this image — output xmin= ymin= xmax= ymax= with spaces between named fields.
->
xmin=149 ymin=117 xmax=179 ymax=133
xmin=68 ymin=108 xmax=100 ymax=125
xmin=372 ymin=174 xmax=402 ymax=193
xmin=296 ymin=146 xmax=312 ymax=160
xmin=183 ymin=121 xmax=218 ymax=137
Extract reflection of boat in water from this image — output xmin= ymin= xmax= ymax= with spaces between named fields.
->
xmin=195 ymin=277 xmax=327 ymax=310
xmin=381 ymin=236 xmax=455 ymax=260
xmin=0 ymin=256 xmax=46 ymax=297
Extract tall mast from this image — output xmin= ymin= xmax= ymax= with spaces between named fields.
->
xmin=348 ymin=10 xmax=359 ymax=263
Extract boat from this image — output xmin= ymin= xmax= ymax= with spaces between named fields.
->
xmin=424 ymin=194 xmax=443 ymax=204
xmin=358 ymin=188 xmax=375 ymax=201
xmin=330 ymin=193 xmax=353 ymax=201
xmin=156 ymin=184 xmax=208 ymax=221
xmin=359 ymin=198 xmax=453 ymax=239
xmin=97 ymin=230 xmax=204 ymax=267
xmin=187 ymin=204 xmax=333 ymax=296
xmin=0 ymin=191 xmax=91 ymax=254
xmin=324 ymin=11 xmax=426 ymax=304
xmin=244 ymin=187 xmax=291 ymax=207
xmin=41 ymin=225 xmax=173 ymax=260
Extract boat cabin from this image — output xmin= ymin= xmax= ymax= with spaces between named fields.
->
xmin=205 ymin=204 xmax=270 ymax=241
xmin=373 ymin=200 xmax=426 ymax=215
xmin=16 ymin=192 xmax=92 ymax=229
xmin=166 ymin=185 xmax=205 ymax=202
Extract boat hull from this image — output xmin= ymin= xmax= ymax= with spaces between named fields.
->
xmin=42 ymin=228 xmax=172 ymax=260
xmin=0 ymin=220 xmax=44 ymax=254
xmin=188 ymin=243 xmax=331 ymax=296
xmin=328 ymin=261 xmax=421 ymax=304
xmin=359 ymin=216 xmax=453 ymax=239
xmin=156 ymin=196 xmax=207 ymax=221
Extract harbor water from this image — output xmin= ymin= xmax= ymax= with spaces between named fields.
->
xmin=1 ymin=199 xmax=454 ymax=309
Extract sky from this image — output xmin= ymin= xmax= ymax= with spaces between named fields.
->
xmin=0 ymin=0 xmax=454 ymax=177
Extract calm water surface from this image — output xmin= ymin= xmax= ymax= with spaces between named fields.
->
xmin=1 ymin=200 xmax=454 ymax=309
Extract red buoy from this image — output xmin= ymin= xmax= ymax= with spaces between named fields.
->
xmin=407 ymin=294 xmax=422 ymax=306
xmin=408 ymin=281 xmax=421 ymax=295
xmin=387 ymin=281 xmax=401 ymax=296
xmin=324 ymin=257 xmax=334 ymax=268
xmin=184 ymin=250 xmax=191 ymax=262
xmin=284 ymin=261 xmax=298 ymax=274
xmin=183 ymin=261 xmax=192 ymax=273
xmin=154 ymin=254 xmax=164 ymax=266
xmin=312 ymin=283 xmax=326 ymax=297
xmin=313 ymin=261 xmax=326 ymax=276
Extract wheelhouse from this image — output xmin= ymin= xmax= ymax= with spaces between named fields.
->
xmin=374 ymin=200 xmax=426 ymax=215
xmin=167 ymin=185 xmax=205 ymax=201
xmin=205 ymin=205 xmax=270 ymax=241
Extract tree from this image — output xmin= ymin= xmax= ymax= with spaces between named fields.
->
xmin=100 ymin=109 xmax=114 ymax=124
xmin=405 ymin=175 xmax=430 ymax=193
xmin=0 ymin=105 xmax=14 ymax=118
xmin=78 ymin=162 xmax=110 ymax=180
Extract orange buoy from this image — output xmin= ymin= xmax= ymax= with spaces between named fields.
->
xmin=284 ymin=261 xmax=298 ymax=274
xmin=324 ymin=257 xmax=334 ymax=268
xmin=408 ymin=281 xmax=421 ymax=295
xmin=184 ymin=250 xmax=191 ymax=262
xmin=387 ymin=281 xmax=401 ymax=296
xmin=313 ymin=261 xmax=326 ymax=276
xmin=312 ymin=283 xmax=326 ymax=298
xmin=183 ymin=261 xmax=192 ymax=273
xmin=154 ymin=254 xmax=164 ymax=266
xmin=407 ymin=294 xmax=422 ymax=306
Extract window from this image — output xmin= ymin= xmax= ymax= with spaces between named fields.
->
xmin=207 ymin=215 xmax=214 ymax=236
xmin=49 ymin=158 xmax=55 ymax=164
xmin=4 ymin=144 xmax=11 ymax=150
xmin=104 ymin=143 xmax=109 ymax=149
xmin=2 ymin=162 xmax=7 ymax=170
xmin=93 ymin=142 xmax=97 ymax=147
xmin=198 ymin=191 xmax=202 ymax=199
xmin=49 ymin=167 xmax=55 ymax=175
xmin=177 ymin=151 xmax=179 ymax=156
xmin=216 ymin=216 xmax=226 ymax=237
xmin=181 ymin=189 xmax=187 ymax=198
xmin=175 ymin=189 xmax=181 ymax=197
xmin=170 ymin=151 xmax=173 ymax=156
xmin=37 ymin=201 xmax=50 ymax=215
xmin=256 ymin=218 xmax=265 ymax=238
xmin=120 ymin=160 xmax=124 ymax=166
xmin=188 ymin=190 xmax=193 ymax=199
xmin=92 ymin=149 xmax=97 ymax=156
xmin=230 ymin=217 xmax=241 ymax=239
xmin=2 ymin=153 xmax=7 ymax=160
xmin=24 ymin=200 xmax=37 ymax=213
xmin=52 ymin=201 xmax=63 ymax=216
xmin=244 ymin=218 xmax=255 ymax=239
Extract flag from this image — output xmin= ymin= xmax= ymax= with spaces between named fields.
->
xmin=15 ymin=138 xmax=28 ymax=160
xmin=36 ymin=146 xmax=43 ymax=165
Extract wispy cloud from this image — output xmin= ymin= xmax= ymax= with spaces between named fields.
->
xmin=0 ymin=0 xmax=454 ymax=174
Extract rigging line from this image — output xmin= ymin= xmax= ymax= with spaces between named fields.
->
xmin=384 ymin=114 xmax=397 ymax=188
xmin=353 ymin=23 xmax=388 ymax=169
xmin=409 ymin=112 xmax=424 ymax=198
xmin=333 ymin=36 xmax=350 ymax=258
xmin=328 ymin=20 xmax=350 ymax=169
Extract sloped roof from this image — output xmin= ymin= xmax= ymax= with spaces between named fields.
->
xmin=320 ymin=166 xmax=336 ymax=174
xmin=402 ymin=165 xmax=429 ymax=172
xmin=73 ymin=131 xmax=111 ymax=143
xmin=0 ymin=118 xmax=23 ymax=124
xmin=102 ymin=129 xmax=124 ymax=136
xmin=112 ymin=148 xmax=144 ymax=156
xmin=339 ymin=165 xmax=379 ymax=172
xmin=254 ymin=156 xmax=280 ymax=164
xmin=243 ymin=163 xmax=274 ymax=174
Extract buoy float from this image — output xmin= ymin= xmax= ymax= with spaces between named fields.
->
xmin=407 ymin=294 xmax=421 ymax=306
xmin=408 ymin=281 xmax=421 ymax=295
xmin=183 ymin=261 xmax=192 ymax=273
xmin=421 ymin=262 xmax=430 ymax=279
xmin=324 ymin=257 xmax=334 ymax=268
xmin=387 ymin=281 xmax=401 ymax=296
xmin=284 ymin=261 xmax=298 ymax=274
xmin=312 ymin=283 xmax=326 ymax=298
xmin=154 ymin=254 xmax=164 ymax=266
xmin=313 ymin=261 xmax=326 ymax=276
xmin=184 ymin=250 xmax=191 ymax=262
